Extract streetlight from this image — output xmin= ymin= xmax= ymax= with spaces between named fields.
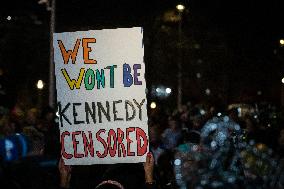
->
xmin=166 ymin=87 xmax=172 ymax=94
xmin=37 ymin=80 xmax=44 ymax=90
xmin=280 ymin=39 xmax=284 ymax=46
xmin=176 ymin=4 xmax=185 ymax=110
xmin=150 ymin=102 xmax=157 ymax=109
xmin=176 ymin=4 xmax=185 ymax=12
xmin=36 ymin=80 xmax=44 ymax=109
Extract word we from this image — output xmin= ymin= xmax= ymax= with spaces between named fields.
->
xmin=58 ymin=38 xmax=96 ymax=64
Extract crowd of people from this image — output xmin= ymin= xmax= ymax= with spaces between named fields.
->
xmin=0 ymin=100 xmax=284 ymax=189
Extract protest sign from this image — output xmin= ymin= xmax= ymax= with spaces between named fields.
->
xmin=53 ymin=27 xmax=148 ymax=165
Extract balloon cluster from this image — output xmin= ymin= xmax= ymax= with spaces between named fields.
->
xmin=174 ymin=116 xmax=283 ymax=189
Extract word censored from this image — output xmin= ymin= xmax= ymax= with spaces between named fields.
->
xmin=61 ymin=127 xmax=148 ymax=159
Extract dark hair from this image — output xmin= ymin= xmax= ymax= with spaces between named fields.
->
xmin=101 ymin=164 xmax=145 ymax=189
xmin=40 ymin=106 xmax=54 ymax=119
xmin=96 ymin=183 xmax=122 ymax=189
xmin=186 ymin=131 xmax=201 ymax=144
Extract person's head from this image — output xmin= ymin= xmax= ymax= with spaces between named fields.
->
xmin=244 ymin=115 xmax=257 ymax=132
xmin=23 ymin=127 xmax=45 ymax=156
xmin=95 ymin=180 xmax=125 ymax=189
xmin=41 ymin=106 xmax=55 ymax=122
xmin=168 ymin=116 xmax=179 ymax=130
xmin=228 ymin=107 xmax=239 ymax=122
xmin=99 ymin=164 xmax=145 ymax=189
xmin=26 ymin=108 xmax=38 ymax=125
xmin=0 ymin=115 xmax=15 ymax=136
xmin=278 ymin=129 xmax=284 ymax=148
xmin=186 ymin=131 xmax=201 ymax=144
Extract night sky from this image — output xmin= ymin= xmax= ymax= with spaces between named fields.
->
xmin=1 ymin=0 xmax=284 ymax=107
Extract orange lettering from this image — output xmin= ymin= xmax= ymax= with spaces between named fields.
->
xmin=82 ymin=38 xmax=97 ymax=64
xmin=58 ymin=39 xmax=81 ymax=64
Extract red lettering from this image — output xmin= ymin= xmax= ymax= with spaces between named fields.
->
xmin=60 ymin=131 xmax=73 ymax=159
xmin=72 ymin=131 xmax=84 ymax=158
xmin=136 ymin=127 xmax=148 ymax=156
xmin=107 ymin=129 xmax=117 ymax=157
xmin=126 ymin=127 xmax=135 ymax=156
xmin=96 ymin=129 xmax=108 ymax=158
xmin=117 ymin=128 xmax=126 ymax=157
xmin=82 ymin=131 xmax=94 ymax=157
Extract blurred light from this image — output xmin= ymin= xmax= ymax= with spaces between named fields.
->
xmin=192 ymin=145 xmax=198 ymax=151
xmin=196 ymin=73 xmax=201 ymax=78
xmin=210 ymin=141 xmax=217 ymax=148
xmin=38 ymin=0 xmax=48 ymax=4
xmin=155 ymin=87 xmax=161 ymax=93
xmin=150 ymin=102 xmax=157 ymax=109
xmin=37 ymin=80 xmax=44 ymax=90
xmin=257 ymin=90 xmax=262 ymax=95
xmin=280 ymin=39 xmax=284 ymax=45
xmin=282 ymin=77 xmax=284 ymax=84
xmin=217 ymin=112 xmax=221 ymax=117
xmin=176 ymin=4 xmax=185 ymax=12
xmin=205 ymin=88 xmax=210 ymax=95
xmin=56 ymin=111 xmax=59 ymax=117
xmin=174 ymin=159 xmax=181 ymax=166
xmin=234 ymin=125 xmax=240 ymax=131
xmin=197 ymin=59 xmax=203 ymax=64
xmin=237 ymin=107 xmax=242 ymax=117
xmin=165 ymin=88 xmax=172 ymax=94
xmin=223 ymin=116 xmax=229 ymax=122
xmin=273 ymin=49 xmax=277 ymax=54
xmin=200 ymin=109 xmax=206 ymax=115
xmin=194 ymin=43 xmax=200 ymax=49
xmin=6 ymin=16 xmax=12 ymax=21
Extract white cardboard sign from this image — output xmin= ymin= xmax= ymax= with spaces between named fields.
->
xmin=53 ymin=27 xmax=148 ymax=165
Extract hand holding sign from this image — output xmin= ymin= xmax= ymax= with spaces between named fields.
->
xmin=54 ymin=27 xmax=148 ymax=165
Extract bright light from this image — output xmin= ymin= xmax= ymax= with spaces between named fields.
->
xmin=150 ymin=102 xmax=157 ymax=109
xmin=176 ymin=4 xmax=185 ymax=12
xmin=37 ymin=80 xmax=44 ymax=90
xmin=196 ymin=73 xmax=201 ymax=78
xmin=237 ymin=107 xmax=242 ymax=117
xmin=200 ymin=109 xmax=206 ymax=115
xmin=282 ymin=77 xmax=284 ymax=84
xmin=156 ymin=88 xmax=161 ymax=93
xmin=174 ymin=159 xmax=181 ymax=166
xmin=166 ymin=88 xmax=172 ymax=94
xmin=280 ymin=39 xmax=284 ymax=45
xmin=7 ymin=16 xmax=12 ymax=21
xmin=205 ymin=88 xmax=211 ymax=95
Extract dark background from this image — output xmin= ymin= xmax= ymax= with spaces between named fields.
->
xmin=1 ymin=0 xmax=284 ymax=108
